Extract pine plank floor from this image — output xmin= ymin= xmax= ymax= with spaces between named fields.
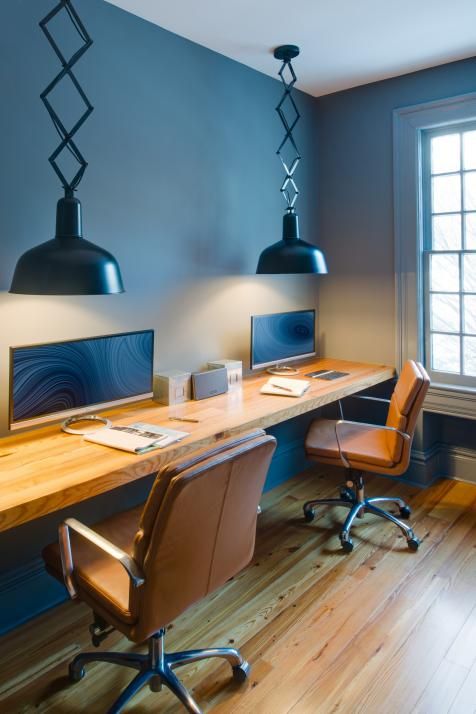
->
xmin=0 ymin=466 xmax=475 ymax=714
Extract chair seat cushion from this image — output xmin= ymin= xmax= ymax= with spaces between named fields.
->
xmin=43 ymin=506 xmax=142 ymax=625
xmin=305 ymin=418 xmax=395 ymax=469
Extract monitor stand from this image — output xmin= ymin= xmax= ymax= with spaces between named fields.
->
xmin=61 ymin=414 xmax=111 ymax=435
xmin=267 ymin=364 xmax=299 ymax=376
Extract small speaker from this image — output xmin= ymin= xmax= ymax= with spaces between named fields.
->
xmin=153 ymin=370 xmax=191 ymax=405
xmin=207 ymin=359 xmax=242 ymax=391
xmin=192 ymin=367 xmax=228 ymax=400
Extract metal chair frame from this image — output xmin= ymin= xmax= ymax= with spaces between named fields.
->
xmin=59 ymin=517 xmax=249 ymax=713
xmin=303 ymin=395 xmax=420 ymax=553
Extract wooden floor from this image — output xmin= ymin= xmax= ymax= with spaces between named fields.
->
xmin=1 ymin=467 xmax=476 ymax=714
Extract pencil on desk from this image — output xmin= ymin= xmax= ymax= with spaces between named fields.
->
xmin=272 ymin=383 xmax=293 ymax=393
xmin=168 ymin=417 xmax=200 ymax=423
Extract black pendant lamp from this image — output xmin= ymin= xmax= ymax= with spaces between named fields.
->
xmin=10 ymin=0 xmax=124 ymax=295
xmin=257 ymin=45 xmax=327 ymax=275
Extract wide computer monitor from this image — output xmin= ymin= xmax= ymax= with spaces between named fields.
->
xmin=9 ymin=329 xmax=154 ymax=430
xmin=250 ymin=309 xmax=316 ymax=375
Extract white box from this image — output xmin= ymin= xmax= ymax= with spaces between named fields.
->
xmin=207 ymin=359 xmax=242 ymax=390
xmin=153 ymin=369 xmax=191 ymax=405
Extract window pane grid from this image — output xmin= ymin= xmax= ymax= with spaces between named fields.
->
xmin=429 ymin=332 xmax=476 ymax=337
xmin=432 ymin=210 xmax=475 ymax=214
xmin=425 ymin=126 xmax=476 ymax=380
xmin=430 ymin=169 xmax=476 ymax=177
xmin=429 ymin=291 xmax=476 ymax=297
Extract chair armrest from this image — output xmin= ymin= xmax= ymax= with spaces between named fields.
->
xmin=334 ymin=419 xmax=411 ymax=469
xmin=59 ymin=517 xmax=145 ymax=599
xmin=337 ymin=394 xmax=391 ymax=420
xmin=347 ymin=395 xmax=391 ymax=405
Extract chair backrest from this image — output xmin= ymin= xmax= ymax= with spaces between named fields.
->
xmin=385 ymin=361 xmax=429 ymax=471
xmin=129 ymin=429 xmax=276 ymax=642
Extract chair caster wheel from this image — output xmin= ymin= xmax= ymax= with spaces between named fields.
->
xmin=399 ymin=505 xmax=411 ymax=519
xmin=69 ymin=663 xmax=85 ymax=683
xmin=340 ymin=538 xmax=354 ymax=553
xmin=232 ymin=661 xmax=250 ymax=683
xmin=303 ymin=508 xmax=315 ymax=523
xmin=407 ymin=537 xmax=420 ymax=551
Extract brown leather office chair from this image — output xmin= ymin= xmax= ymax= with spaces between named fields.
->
xmin=43 ymin=429 xmax=276 ymax=714
xmin=303 ymin=361 xmax=429 ymax=552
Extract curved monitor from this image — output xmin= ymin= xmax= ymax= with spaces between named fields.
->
xmin=251 ymin=310 xmax=316 ymax=370
xmin=10 ymin=330 xmax=154 ymax=430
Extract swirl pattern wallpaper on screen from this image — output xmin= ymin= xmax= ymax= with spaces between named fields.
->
xmin=11 ymin=331 xmax=154 ymax=423
xmin=251 ymin=311 xmax=315 ymax=368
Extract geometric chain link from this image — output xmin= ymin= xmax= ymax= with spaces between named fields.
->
xmin=275 ymin=57 xmax=301 ymax=209
xmin=39 ymin=0 xmax=93 ymax=196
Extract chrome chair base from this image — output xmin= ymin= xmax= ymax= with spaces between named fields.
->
xmin=68 ymin=628 xmax=250 ymax=714
xmin=303 ymin=481 xmax=420 ymax=553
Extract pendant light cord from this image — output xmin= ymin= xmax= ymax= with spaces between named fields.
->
xmin=39 ymin=0 xmax=94 ymax=197
xmin=275 ymin=50 xmax=302 ymax=210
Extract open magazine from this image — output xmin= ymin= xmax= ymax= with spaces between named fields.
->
xmin=84 ymin=422 xmax=188 ymax=454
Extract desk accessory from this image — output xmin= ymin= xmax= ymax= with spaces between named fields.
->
xmin=256 ymin=45 xmax=327 ymax=275
xmin=271 ymin=383 xmax=293 ymax=392
xmin=84 ymin=422 xmax=188 ymax=454
xmin=10 ymin=0 xmax=123 ymax=295
xmin=168 ymin=417 xmax=200 ymax=423
xmin=154 ymin=370 xmax=192 ymax=405
xmin=306 ymin=370 xmax=349 ymax=380
xmin=192 ymin=368 xmax=228 ymax=400
xmin=61 ymin=415 xmax=111 ymax=435
xmin=207 ymin=360 xmax=242 ymax=390
xmin=260 ymin=377 xmax=310 ymax=398
xmin=267 ymin=365 xmax=299 ymax=376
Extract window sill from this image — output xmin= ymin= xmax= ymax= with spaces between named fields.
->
xmin=424 ymin=384 xmax=476 ymax=420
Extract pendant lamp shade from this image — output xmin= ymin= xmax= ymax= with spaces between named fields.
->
xmin=257 ymin=209 xmax=327 ymax=274
xmin=256 ymin=45 xmax=327 ymax=275
xmin=9 ymin=0 xmax=124 ymax=295
xmin=10 ymin=196 xmax=124 ymax=295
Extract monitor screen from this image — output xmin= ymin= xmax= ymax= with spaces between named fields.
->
xmin=251 ymin=310 xmax=316 ymax=370
xmin=10 ymin=330 xmax=154 ymax=429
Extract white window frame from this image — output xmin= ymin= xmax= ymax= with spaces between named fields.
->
xmin=422 ymin=123 xmax=476 ymax=388
xmin=393 ymin=92 xmax=476 ymax=420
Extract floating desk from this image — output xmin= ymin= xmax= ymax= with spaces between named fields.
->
xmin=0 ymin=358 xmax=394 ymax=532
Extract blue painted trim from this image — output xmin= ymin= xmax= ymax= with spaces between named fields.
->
xmin=264 ymin=437 xmax=311 ymax=491
xmin=0 ymin=558 xmax=67 ymax=635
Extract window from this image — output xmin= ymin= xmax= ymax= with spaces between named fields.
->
xmin=394 ymin=93 xmax=476 ymax=419
xmin=422 ymin=125 xmax=476 ymax=388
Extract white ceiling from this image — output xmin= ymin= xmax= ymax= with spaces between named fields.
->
xmin=106 ymin=0 xmax=476 ymax=97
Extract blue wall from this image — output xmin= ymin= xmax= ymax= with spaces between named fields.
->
xmin=0 ymin=0 xmax=320 ymax=437
xmin=0 ymin=0 xmax=320 ymax=633
xmin=316 ymin=56 xmax=476 ymax=367
xmin=315 ymin=56 xmax=476 ymax=481
xmin=1 ymin=0 xmax=475 ymax=635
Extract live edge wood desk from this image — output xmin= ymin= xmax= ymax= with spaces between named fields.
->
xmin=0 ymin=358 xmax=394 ymax=533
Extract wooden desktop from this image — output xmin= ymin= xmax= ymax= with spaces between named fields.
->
xmin=0 ymin=357 xmax=394 ymax=532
